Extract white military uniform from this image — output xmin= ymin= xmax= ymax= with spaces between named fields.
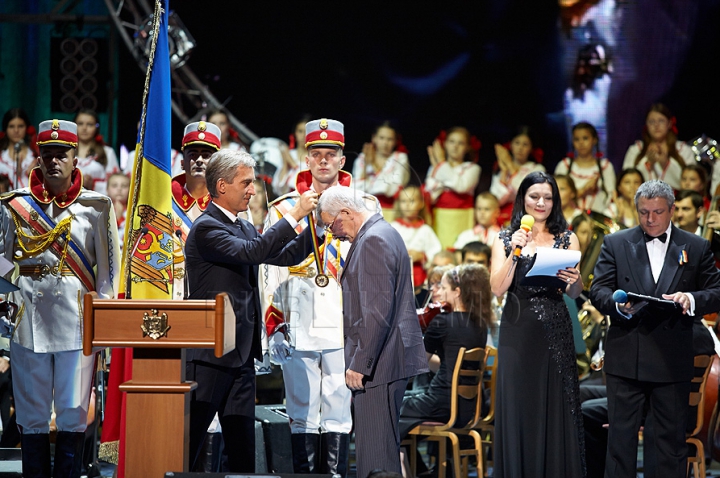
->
xmin=170 ymin=120 xmax=223 ymax=301
xmin=171 ymin=173 xmax=212 ymax=301
xmin=260 ymin=170 xmax=352 ymax=434
xmin=0 ymin=167 xmax=120 ymax=433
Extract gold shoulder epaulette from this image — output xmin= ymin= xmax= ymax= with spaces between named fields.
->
xmin=0 ymin=191 xmax=18 ymax=201
xmin=268 ymin=191 xmax=300 ymax=209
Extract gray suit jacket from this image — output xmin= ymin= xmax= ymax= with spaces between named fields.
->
xmin=341 ymin=214 xmax=428 ymax=387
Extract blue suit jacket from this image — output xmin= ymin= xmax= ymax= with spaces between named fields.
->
xmin=341 ymin=214 xmax=429 ymax=387
xmin=185 ymin=202 xmax=313 ymax=367
xmin=590 ymin=225 xmax=720 ymax=382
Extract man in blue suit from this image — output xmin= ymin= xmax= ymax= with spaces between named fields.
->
xmin=185 ymin=149 xmax=318 ymax=472
xmin=317 ymin=185 xmax=428 ymax=477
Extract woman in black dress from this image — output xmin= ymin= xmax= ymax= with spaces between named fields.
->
xmin=399 ymin=263 xmax=491 ymax=467
xmin=490 ymin=171 xmax=586 ymax=477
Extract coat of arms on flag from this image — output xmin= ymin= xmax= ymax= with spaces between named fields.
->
xmin=128 ymin=204 xmax=174 ymax=293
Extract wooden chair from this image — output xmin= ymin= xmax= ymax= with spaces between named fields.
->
xmin=405 ymin=347 xmax=485 ymax=478
xmin=475 ymin=345 xmax=497 ymax=477
xmin=687 ymin=354 xmax=713 ymax=478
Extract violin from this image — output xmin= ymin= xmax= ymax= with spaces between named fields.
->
xmin=417 ymin=301 xmax=453 ymax=332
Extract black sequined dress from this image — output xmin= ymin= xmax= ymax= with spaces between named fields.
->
xmin=493 ymin=229 xmax=586 ymax=478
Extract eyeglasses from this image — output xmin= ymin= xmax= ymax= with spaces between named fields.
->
xmin=324 ymin=213 xmax=340 ymax=234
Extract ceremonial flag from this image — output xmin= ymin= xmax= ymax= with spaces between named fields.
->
xmin=121 ymin=0 xmax=173 ymax=299
xmin=98 ymin=2 xmax=172 ymax=476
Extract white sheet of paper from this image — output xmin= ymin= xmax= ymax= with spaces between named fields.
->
xmin=526 ymin=247 xmax=581 ymax=277
xmin=0 ymin=255 xmax=13 ymax=277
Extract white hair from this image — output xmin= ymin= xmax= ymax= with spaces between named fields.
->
xmin=317 ymin=186 xmax=379 ymax=226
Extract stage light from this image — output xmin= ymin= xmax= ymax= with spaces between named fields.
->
xmin=691 ymin=135 xmax=720 ymax=164
xmin=136 ymin=11 xmax=196 ymax=69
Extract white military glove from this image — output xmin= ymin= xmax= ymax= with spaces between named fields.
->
xmin=0 ymin=316 xmax=12 ymax=339
xmin=269 ymin=331 xmax=293 ymax=364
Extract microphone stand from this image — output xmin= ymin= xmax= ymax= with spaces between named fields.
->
xmin=175 ymin=229 xmax=189 ymax=299
xmin=14 ymin=142 xmax=21 ymax=189
xmin=125 ymin=227 xmax=149 ymax=299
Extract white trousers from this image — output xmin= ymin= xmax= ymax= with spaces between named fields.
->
xmin=11 ymin=342 xmax=94 ymax=434
xmin=282 ymin=348 xmax=352 ymax=434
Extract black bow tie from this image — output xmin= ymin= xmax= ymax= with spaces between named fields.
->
xmin=644 ymin=231 xmax=667 ymax=243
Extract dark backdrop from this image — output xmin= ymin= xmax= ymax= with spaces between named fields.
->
xmin=116 ymin=1 xmax=720 ymax=188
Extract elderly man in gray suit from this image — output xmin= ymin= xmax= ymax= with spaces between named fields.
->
xmin=318 ymin=185 xmax=428 ymax=477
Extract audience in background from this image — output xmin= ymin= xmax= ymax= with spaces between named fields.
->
xmin=555 ymin=122 xmax=615 ymax=214
xmin=674 ymin=190 xmax=704 ymax=236
xmin=74 ymin=109 xmax=120 ymax=194
xmin=555 ymin=174 xmax=583 ymax=224
xmin=453 ymin=192 xmax=501 ymax=249
xmin=276 ymin=116 xmax=311 ymax=196
xmin=391 ymin=186 xmax=442 ymax=291
xmin=354 ymin=122 xmax=411 ymax=221
xmin=0 ymin=108 xmax=36 ymax=189
xmin=604 ymin=168 xmax=643 ymax=228
xmin=622 ymin=103 xmax=694 ymax=190
xmin=426 ymin=126 xmax=481 ymax=249
xmin=490 ymin=126 xmax=546 ymax=226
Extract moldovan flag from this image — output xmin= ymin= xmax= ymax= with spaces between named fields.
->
xmin=99 ymin=1 xmax=173 ymax=476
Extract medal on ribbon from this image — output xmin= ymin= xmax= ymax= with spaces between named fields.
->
xmin=308 ymin=213 xmax=329 ymax=287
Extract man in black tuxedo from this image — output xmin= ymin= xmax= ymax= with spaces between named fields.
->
xmin=590 ymin=179 xmax=720 ymax=478
xmin=184 ymin=149 xmax=318 ymax=472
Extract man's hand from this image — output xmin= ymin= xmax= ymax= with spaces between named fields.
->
xmin=0 ymin=357 xmax=9 ymax=374
xmin=618 ymin=300 xmax=648 ymax=316
xmin=706 ymin=211 xmax=720 ymax=230
xmin=346 ymin=369 xmax=365 ymax=391
xmin=269 ymin=332 xmax=293 ymax=364
xmin=289 ymin=191 xmax=319 ymax=221
xmin=662 ymin=292 xmax=691 ymax=314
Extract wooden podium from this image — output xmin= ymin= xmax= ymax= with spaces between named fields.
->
xmin=83 ymin=292 xmax=235 ymax=478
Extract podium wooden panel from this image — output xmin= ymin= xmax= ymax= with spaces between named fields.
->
xmin=83 ymin=292 xmax=235 ymax=478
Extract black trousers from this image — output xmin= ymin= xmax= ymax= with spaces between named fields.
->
xmin=605 ymin=373 xmax=690 ymax=478
xmin=580 ymin=384 xmax=608 ymax=478
xmin=187 ymin=358 xmax=256 ymax=472
xmin=0 ymin=368 xmax=12 ymax=435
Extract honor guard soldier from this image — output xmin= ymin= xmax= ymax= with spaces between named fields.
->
xmin=261 ymin=119 xmax=354 ymax=477
xmin=171 ymin=121 xmax=221 ymax=300
xmin=0 ymin=119 xmax=120 ymax=478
